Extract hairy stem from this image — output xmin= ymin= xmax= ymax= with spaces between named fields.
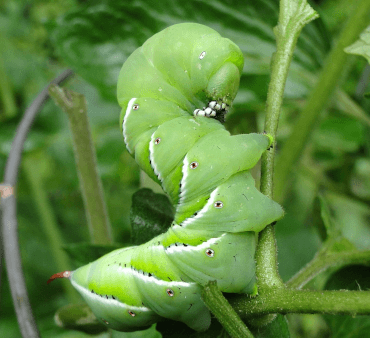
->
xmin=49 ymin=85 xmax=113 ymax=245
xmin=202 ymin=281 xmax=255 ymax=338
xmin=287 ymin=248 xmax=370 ymax=289
xmin=257 ymin=0 xmax=318 ymax=289
xmin=274 ymin=0 xmax=370 ymax=202
xmin=229 ymin=289 xmax=370 ymax=317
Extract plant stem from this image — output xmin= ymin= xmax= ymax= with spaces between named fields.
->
xmin=229 ymin=289 xmax=370 ymax=317
xmin=48 ymin=85 xmax=113 ymax=245
xmin=1 ymin=69 xmax=73 ymax=338
xmin=257 ymin=0 xmax=318 ymax=289
xmin=202 ymin=281 xmax=255 ymax=338
xmin=22 ymin=156 xmax=79 ymax=303
xmin=274 ymin=0 xmax=370 ymax=203
xmin=287 ymin=248 xmax=370 ymax=289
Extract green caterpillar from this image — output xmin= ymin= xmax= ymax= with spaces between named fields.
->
xmin=49 ymin=23 xmax=284 ymax=332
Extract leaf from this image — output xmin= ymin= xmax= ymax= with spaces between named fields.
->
xmin=314 ymin=116 xmax=365 ymax=153
xmin=62 ymin=242 xmax=124 ymax=266
xmin=312 ymin=193 xmax=336 ymax=241
xmin=156 ymin=318 xmax=228 ymax=338
xmin=345 ymin=25 xmax=370 ymax=63
xmin=54 ymin=303 xmax=107 ymax=334
xmin=110 ymin=324 xmax=162 ymax=338
xmin=325 ymin=192 xmax=370 ymax=250
xmin=324 ymin=265 xmax=370 ymax=338
xmin=250 ymin=314 xmax=290 ymax=338
xmin=51 ymin=0 xmax=329 ymax=102
xmin=350 ymin=158 xmax=370 ymax=201
xmin=130 ymin=188 xmax=174 ymax=245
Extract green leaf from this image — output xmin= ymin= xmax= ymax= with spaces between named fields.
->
xmin=324 ymin=265 xmax=370 ymax=337
xmin=345 ymin=25 xmax=370 ymax=63
xmin=156 ymin=318 xmax=229 ymax=338
xmin=111 ymin=324 xmax=162 ymax=338
xmin=350 ymin=158 xmax=370 ymax=201
xmin=250 ymin=314 xmax=290 ymax=338
xmin=54 ymin=303 xmax=107 ymax=334
xmin=314 ymin=116 xmax=365 ymax=153
xmin=54 ymin=332 xmax=109 ymax=338
xmin=325 ymin=192 xmax=370 ymax=250
xmin=51 ymin=0 xmax=329 ymax=102
xmin=62 ymin=242 xmax=124 ymax=266
xmin=312 ymin=193 xmax=336 ymax=241
xmin=130 ymin=188 xmax=174 ymax=245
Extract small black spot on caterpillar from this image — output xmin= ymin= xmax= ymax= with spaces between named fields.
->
xmin=112 ymin=296 xmax=116 ymax=300
xmin=214 ymin=201 xmax=223 ymax=208
xmin=187 ymin=303 xmax=193 ymax=311
xmin=155 ymin=137 xmax=161 ymax=145
xmin=183 ymin=243 xmax=188 ymax=247
xmin=206 ymin=248 xmax=215 ymax=257
xmin=168 ymin=277 xmax=172 ymax=281
xmin=190 ymin=161 xmax=198 ymax=169
xmin=106 ymin=295 xmax=109 ymax=299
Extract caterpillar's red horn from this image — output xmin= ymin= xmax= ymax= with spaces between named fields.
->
xmin=47 ymin=270 xmax=71 ymax=284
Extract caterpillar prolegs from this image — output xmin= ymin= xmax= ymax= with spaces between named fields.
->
xmin=49 ymin=23 xmax=284 ymax=332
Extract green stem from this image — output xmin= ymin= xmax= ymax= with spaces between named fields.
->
xmin=287 ymin=248 xmax=370 ymax=289
xmin=22 ymin=156 xmax=79 ymax=303
xmin=229 ymin=289 xmax=370 ymax=317
xmin=257 ymin=0 xmax=318 ymax=289
xmin=202 ymin=281 xmax=255 ymax=338
xmin=48 ymin=85 xmax=113 ymax=245
xmin=274 ymin=0 xmax=370 ymax=203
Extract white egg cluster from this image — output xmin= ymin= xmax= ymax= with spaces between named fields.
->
xmin=193 ymin=101 xmax=229 ymax=117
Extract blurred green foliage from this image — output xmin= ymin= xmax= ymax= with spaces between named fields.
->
xmin=0 ymin=0 xmax=370 ymax=337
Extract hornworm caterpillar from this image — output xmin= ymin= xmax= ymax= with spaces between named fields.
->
xmin=49 ymin=23 xmax=284 ymax=332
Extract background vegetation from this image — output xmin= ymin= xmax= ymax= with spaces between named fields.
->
xmin=1 ymin=0 xmax=370 ymax=337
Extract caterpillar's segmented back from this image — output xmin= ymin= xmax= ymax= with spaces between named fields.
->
xmin=51 ymin=23 xmax=284 ymax=332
